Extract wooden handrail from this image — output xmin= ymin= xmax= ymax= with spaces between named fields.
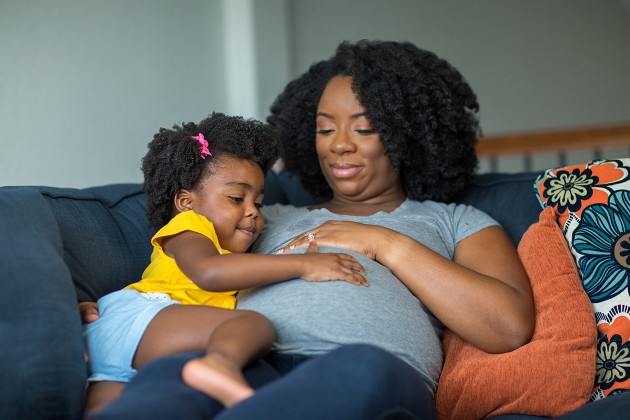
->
xmin=476 ymin=123 xmax=630 ymax=157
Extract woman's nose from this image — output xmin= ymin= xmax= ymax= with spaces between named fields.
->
xmin=329 ymin=129 xmax=356 ymax=153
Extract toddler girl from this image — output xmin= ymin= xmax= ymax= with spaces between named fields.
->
xmin=84 ymin=113 xmax=367 ymax=414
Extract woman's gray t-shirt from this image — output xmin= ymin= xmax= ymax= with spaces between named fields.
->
xmin=237 ymin=199 xmax=498 ymax=391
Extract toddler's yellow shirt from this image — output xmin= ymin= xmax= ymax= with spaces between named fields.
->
xmin=125 ymin=211 xmax=236 ymax=308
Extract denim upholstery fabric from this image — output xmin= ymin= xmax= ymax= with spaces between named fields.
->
xmin=492 ymin=391 xmax=630 ymax=420
xmin=457 ymin=172 xmax=541 ymax=246
xmin=38 ymin=184 xmax=154 ymax=302
xmin=0 ymin=188 xmax=87 ymax=419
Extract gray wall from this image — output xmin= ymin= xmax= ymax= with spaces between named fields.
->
xmin=0 ymin=0 xmax=226 ymax=187
xmin=288 ymin=0 xmax=630 ymax=134
xmin=2 ymin=0 xmax=629 ymax=187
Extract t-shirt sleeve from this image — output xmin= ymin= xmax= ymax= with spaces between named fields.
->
xmin=451 ymin=204 xmax=500 ymax=245
xmin=150 ymin=211 xmax=225 ymax=253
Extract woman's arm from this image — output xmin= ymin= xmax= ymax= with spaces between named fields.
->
xmin=163 ymin=230 xmax=368 ymax=291
xmin=383 ymin=225 xmax=534 ymax=353
xmin=282 ymin=221 xmax=534 ymax=353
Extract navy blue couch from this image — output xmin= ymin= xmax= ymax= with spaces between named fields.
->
xmin=1 ymin=170 xmax=628 ymax=419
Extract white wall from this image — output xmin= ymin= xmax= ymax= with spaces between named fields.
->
xmin=1 ymin=0 xmax=629 ymax=187
xmin=0 ymin=0 xmax=226 ymax=187
xmin=252 ymin=0 xmax=293 ymax=123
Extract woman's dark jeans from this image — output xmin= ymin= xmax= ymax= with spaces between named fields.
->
xmin=93 ymin=344 xmax=436 ymax=420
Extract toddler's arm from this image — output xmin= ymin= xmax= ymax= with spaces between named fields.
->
xmin=164 ymin=231 xmax=368 ymax=292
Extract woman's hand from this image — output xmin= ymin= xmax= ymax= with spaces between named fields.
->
xmin=79 ymin=301 xmax=100 ymax=324
xmin=283 ymin=222 xmax=534 ymax=353
xmin=278 ymin=220 xmax=394 ymax=261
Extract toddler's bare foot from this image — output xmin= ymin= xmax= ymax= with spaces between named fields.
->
xmin=182 ymin=354 xmax=254 ymax=407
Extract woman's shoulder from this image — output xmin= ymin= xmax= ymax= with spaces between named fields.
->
xmin=403 ymin=199 xmax=496 ymax=223
xmin=405 ymin=198 xmax=485 ymax=212
xmin=402 ymin=198 xmax=457 ymax=213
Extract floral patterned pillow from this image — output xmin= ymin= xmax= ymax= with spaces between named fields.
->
xmin=534 ymin=158 xmax=630 ymax=401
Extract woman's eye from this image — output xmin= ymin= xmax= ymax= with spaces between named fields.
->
xmin=316 ymin=129 xmax=334 ymax=135
xmin=356 ymin=129 xmax=377 ymax=135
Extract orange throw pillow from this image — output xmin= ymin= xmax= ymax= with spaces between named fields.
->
xmin=435 ymin=207 xmax=597 ymax=419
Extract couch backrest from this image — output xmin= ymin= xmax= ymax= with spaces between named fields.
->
xmin=0 ymin=184 xmax=155 ymax=302
xmin=457 ymin=172 xmax=542 ymax=246
xmin=0 ymin=171 xmax=542 ymax=302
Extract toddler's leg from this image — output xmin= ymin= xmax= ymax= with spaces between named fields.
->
xmin=89 ymin=352 xmax=282 ymax=420
xmin=84 ymin=381 xmax=126 ymax=414
xmin=136 ymin=306 xmax=274 ymax=408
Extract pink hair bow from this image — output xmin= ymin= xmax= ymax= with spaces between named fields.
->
xmin=191 ymin=133 xmax=211 ymax=159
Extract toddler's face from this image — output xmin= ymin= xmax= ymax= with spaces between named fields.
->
xmin=190 ymin=155 xmax=265 ymax=253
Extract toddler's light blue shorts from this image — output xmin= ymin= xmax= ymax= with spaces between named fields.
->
xmin=84 ymin=289 xmax=179 ymax=383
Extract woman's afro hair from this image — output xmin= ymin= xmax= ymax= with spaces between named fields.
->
xmin=267 ymin=39 xmax=480 ymax=202
xmin=142 ymin=112 xmax=281 ymax=229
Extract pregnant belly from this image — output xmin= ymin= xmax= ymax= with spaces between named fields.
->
xmin=236 ymin=255 xmax=443 ymax=386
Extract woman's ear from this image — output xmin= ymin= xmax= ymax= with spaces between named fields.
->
xmin=174 ymin=189 xmax=194 ymax=213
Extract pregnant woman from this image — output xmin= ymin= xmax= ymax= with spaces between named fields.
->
xmin=87 ymin=39 xmax=535 ymax=420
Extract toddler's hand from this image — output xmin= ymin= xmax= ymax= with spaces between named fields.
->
xmin=79 ymin=301 xmax=100 ymax=324
xmin=79 ymin=301 xmax=99 ymax=364
xmin=300 ymin=241 xmax=368 ymax=286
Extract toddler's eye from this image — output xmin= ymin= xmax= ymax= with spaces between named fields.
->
xmin=254 ymin=203 xmax=264 ymax=209
xmin=229 ymin=196 xmax=244 ymax=204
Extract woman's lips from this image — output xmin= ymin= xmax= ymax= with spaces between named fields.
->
xmin=330 ymin=164 xmax=361 ymax=179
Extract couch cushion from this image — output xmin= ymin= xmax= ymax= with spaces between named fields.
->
xmin=36 ymin=184 xmax=154 ymax=301
xmin=0 ymin=187 xmax=86 ymax=419
xmin=457 ymin=172 xmax=541 ymax=246
xmin=263 ymin=170 xmax=326 ymax=207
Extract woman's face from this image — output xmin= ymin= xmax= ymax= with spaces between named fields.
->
xmin=315 ymin=76 xmax=403 ymax=203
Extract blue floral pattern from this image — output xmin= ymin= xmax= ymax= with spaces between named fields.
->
xmin=572 ymin=190 xmax=630 ymax=303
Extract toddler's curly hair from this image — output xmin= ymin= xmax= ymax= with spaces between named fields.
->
xmin=267 ymin=39 xmax=480 ymax=202
xmin=142 ymin=112 xmax=281 ymax=229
